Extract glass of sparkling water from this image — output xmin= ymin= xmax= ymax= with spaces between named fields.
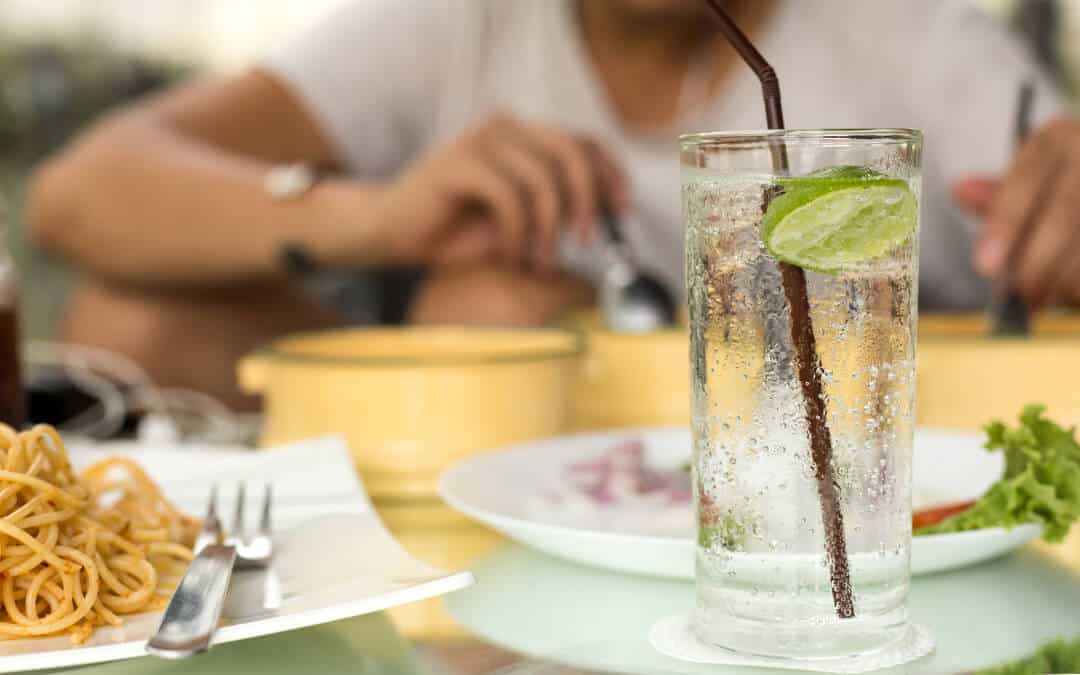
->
xmin=681 ymin=129 xmax=922 ymax=659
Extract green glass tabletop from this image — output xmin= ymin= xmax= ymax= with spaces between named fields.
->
xmin=33 ymin=614 xmax=423 ymax=675
xmin=22 ymin=543 xmax=1080 ymax=675
xmin=445 ymin=543 xmax=1080 ymax=675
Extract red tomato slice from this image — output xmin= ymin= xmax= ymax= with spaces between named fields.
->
xmin=912 ymin=500 xmax=976 ymax=529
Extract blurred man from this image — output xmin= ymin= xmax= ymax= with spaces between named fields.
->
xmin=27 ymin=0 xmax=1077 ymax=406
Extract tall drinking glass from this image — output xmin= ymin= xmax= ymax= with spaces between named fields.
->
xmin=682 ymin=130 xmax=922 ymax=659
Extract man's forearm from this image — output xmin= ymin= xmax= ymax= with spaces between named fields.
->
xmin=27 ymin=113 xmax=385 ymax=287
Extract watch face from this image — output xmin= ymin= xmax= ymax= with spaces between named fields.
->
xmin=265 ymin=164 xmax=315 ymax=200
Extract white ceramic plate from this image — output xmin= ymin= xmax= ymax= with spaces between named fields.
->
xmin=0 ymin=437 xmax=474 ymax=673
xmin=440 ymin=427 xmax=1040 ymax=580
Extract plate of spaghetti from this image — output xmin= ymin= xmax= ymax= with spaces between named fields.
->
xmin=0 ymin=425 xmax=473 ymax=672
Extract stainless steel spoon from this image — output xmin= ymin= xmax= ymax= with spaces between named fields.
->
xmin=598 ymin=208 xmax=677 ymax=333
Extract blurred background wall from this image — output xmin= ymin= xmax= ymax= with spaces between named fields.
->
xmin=0 ymin=0 xmax=352 ymax=72
xmin=1 ymin=0 xmax=1078 ymax=339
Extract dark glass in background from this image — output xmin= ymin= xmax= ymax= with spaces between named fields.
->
xmin=0 ymin=307 xmax=25 ymax=427
xmin=0 ymin=209 xmax=25 ymax=427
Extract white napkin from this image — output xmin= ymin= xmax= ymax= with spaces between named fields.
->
xmin=650 ymin=613 xmax=935 ymax=674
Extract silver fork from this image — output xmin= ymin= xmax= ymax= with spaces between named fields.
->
xmin=227 ymin=482 xmax=274 ymax=569
xmin=147 ymin=483 xmax=274 ymax=659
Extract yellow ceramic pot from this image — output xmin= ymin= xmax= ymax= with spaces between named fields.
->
xmin=569 ymin=309 xmax=1080 ymax=433
xmin=565 ymin=310 xmax=690 ymax=430
xmin=918 ymin=313 xmax=1080 ymax=429
xmin=238 ymin=327 xmax=582 ymax=499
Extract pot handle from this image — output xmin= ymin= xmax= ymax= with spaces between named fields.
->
xmin=237 ymin=354 xmax=269 ymax=394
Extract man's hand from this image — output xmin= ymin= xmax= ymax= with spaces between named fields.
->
xmin=407 ymin=265 xmax=595 ymax=326
xmin=374 ymin=112 xmax=626 ymax=272
xmin=954 ymin=117 xmax=1080 ymax=306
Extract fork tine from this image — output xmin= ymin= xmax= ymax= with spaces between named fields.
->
xmin=233 ymin=481 xmax=247 ymax=538
xmin=206 ymin=484 xmax=219 ymax=522
xmin=259 ymin=483 xmax=272 ymax=536
xmin=195 ymin=485 xmax=222 ymax=552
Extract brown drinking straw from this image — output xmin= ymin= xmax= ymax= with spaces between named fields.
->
xmin=703 ymin=0 xmax=854 ymax=619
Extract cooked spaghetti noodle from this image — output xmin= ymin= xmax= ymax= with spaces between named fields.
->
xmin=0 ymin=424 xmax=196 ymax=644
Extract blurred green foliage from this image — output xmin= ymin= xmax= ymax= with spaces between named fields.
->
xmin=0 ymin=35 xmax=192 ymax=165
xmin=978 ymin=636 xmax=1080 ymax=675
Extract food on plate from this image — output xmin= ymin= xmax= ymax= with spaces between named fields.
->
xmin=0 ymin=424 xmax=197 ymax=644
xmin=697 ymin=491 xmax=746 ymax=549
xmin=562 ymin=438 xmax=690 ymax=506
xmin=916 ymin=405 xmax=1080 ymax=541
xmin=911 ymin=500 xmax=976 ymax=530
xmin=533 ymin=407 xmax=1080 ymax=544
xmin=527 ymin=438 xmax=692 ymax=535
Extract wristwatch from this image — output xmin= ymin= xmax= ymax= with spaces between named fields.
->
xmin=265 ymin=163 xmax=319 ymax=276
xmin=264 ymin=163 xmax=316 ymax=201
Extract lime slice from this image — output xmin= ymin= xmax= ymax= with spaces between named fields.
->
xmin=762 ymin=165 xmax=917 ymax=273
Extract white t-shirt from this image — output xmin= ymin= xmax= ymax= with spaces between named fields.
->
xmin=264 ymin=0 xmax=1067 ymax=311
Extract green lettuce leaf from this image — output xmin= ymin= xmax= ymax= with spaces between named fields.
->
xmin=916 ymin=405 xmax=1080 ymax=542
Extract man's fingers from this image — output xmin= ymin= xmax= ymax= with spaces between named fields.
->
xmin=1051 ymin=238 xmax=1080 ymax=307
xmin=484 ymin=135 xmax=566 ymax=271
xmin=580 ymin=138 xmax=628 ymax=244
xmin=445 ymin=151 xmax=528 ymax=265
xmin=519 ymin=122 xmax=601 ymax=242
xmin=433 ymin=219 xmax=496 ymax=266
xmin=436 ymin=113 xmax=628 ymax=264
xmin=1026 ymin=163 xmax=1080 ymax=304
xmin=580 ymin=138 xmax=628 ymax=209
xmin=952 ymin=177 xmax=998 ymax=219
xmin=978 ymin=125 xmax=1065 ymax=276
